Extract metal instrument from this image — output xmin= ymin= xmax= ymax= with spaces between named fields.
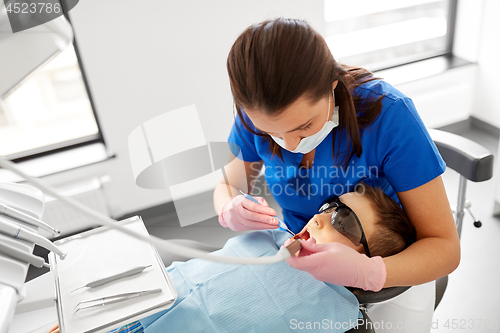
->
xmin=238 ymin=190 xmax=295 ymax=236
xmin=74 ymin=288 xmax=162 ymax=313
xmin=70 ymin=265 xmax=152 ymax=293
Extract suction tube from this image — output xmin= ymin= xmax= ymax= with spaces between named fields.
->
xmin=0 ymin=158 xmax=291 ymax=265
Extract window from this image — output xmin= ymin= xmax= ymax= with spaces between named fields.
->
xmin=0 ymin=45 xmax=101 ymax=159
xmin=324 ymin=0 xmax=457 ymax=71
xmin=0 ymin=3 xmax=103 ymax=161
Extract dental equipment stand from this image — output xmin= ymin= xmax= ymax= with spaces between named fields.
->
xmin=0 ymin=182 xmax=53 ymax=333
xmin=347 ymin=129 xmax=494 ymax=333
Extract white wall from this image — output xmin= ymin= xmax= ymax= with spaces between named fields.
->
xmin=41 ymin=0 xmax=324 ymax=217
xmin=453 ymin=0 xmax=484 ymax=63
xmin=469 ymin=0 xmax=500 ymax=128
xmin=473 ymin=0 xmax=500 ymax=208
xmin=38 ymin=0 xmax=498 ymax=218
xmin=461 ymin=0 xmax=500 ymax=206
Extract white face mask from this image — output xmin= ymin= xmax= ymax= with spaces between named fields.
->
xmin=270 ymin=94 xmax=339 ymax=154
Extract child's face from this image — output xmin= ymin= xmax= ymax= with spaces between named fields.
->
xmin=295 ymin=192 xmax=376 ymax=251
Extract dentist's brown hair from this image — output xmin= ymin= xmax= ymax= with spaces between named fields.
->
xmin=227 ymin=18 xmax=384 ymax=166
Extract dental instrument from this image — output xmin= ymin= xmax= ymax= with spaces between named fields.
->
xmin=74 ymin=288 xmax=163 ymax=313
xmin=0 ymin=157 xmax=292 ymax=265
xmin=0 ymin=215 xmax=66 ymax=259
xmin=0 ymin=202 xmax=60 ymax=237
xmin=238 ymin=190 xmax=295 ymax=236
xmin=70 ymin=265 xmax=152 ymax=293
xmin=0 ymin=240 xmax=50 ymax=268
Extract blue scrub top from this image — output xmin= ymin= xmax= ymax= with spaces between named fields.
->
xmin=228 ymin=79 xmax=446 ymax=234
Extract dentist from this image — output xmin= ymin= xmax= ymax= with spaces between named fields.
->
xmin=214 ymin=18 xmax=459 ymax=332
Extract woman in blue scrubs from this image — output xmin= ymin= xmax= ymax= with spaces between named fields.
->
xmin=214 ymin=18 xmax=460 ymax=332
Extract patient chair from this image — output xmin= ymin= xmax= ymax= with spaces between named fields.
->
xmin=347 ymin=128 xmax=494 ymax=333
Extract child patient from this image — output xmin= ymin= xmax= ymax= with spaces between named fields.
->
xmin=292 ymin=183 xmax=415 ymax=258
xmin=49 ymin=183 xmax=415 ymax=333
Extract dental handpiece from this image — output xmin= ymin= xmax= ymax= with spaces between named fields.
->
xmin=0 ymin=215 xmax=66 ymax=260
xmin=0 ymin=240 xmax=50 ymax=268
xmin=0 ymin=202 xmax=60 ymax=237
xmin=238 ymin=190 xmax=295 ymax=236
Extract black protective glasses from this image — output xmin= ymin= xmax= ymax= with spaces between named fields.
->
xmin=318 ymin=196 xmax=371 ymax=257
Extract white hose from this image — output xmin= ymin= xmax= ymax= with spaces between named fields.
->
xmin=0 ymin=158 xmax=290 ymax=265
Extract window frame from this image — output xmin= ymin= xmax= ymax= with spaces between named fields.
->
xmin=324 ymin=0 xmax=460 ymax=73
xmin=5 ymin=0 xmax=107 ymax=163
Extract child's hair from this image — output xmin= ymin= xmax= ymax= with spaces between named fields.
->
xmin=355 ymin=183 xmax=416 ymax=258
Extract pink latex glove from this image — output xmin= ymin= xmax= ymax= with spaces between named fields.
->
xmin=283 ymin=238 xmax=387 ymax=291
xmin=218 ymin=195 xmax=279 ymax=231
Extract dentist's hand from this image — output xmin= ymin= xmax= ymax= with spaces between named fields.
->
xmin=218 ymin=195 xmax=279 ymax=231
xmin=284 ymin=238 xmax=387 ymax=291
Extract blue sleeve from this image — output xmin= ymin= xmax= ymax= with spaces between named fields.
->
xmin=228 ymin=113 xmax=262 ymax=162
xmin=375 ymin=97 xmax=446 ymax=192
